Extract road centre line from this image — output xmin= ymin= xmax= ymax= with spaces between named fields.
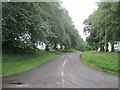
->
xmin=61 ymin=72 xmax=64 ymax=77
xmin=69 ymin=55 xmax=72 ymax=58
xmin=63 ymin=59 xmax=67 ymax=66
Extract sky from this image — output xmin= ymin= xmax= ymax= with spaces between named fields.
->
xmin=61 ymin=0 xmax=99 ymax=41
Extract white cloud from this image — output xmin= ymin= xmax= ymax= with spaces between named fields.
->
xmin=61 ymin=0 xmax=98 ymax=40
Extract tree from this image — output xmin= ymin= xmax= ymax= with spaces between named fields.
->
xmin=83 ymin=2 xmax=120 ymax=52
xmin=2 ymin=2 xmax=85 ymax=53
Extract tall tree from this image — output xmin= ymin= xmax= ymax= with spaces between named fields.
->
xmin=83 ymin=2 xmax=120 ymax=52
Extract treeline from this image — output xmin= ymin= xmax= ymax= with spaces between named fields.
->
xmin=83 ymin=2 xmax=120 ymax=52
xmin=2 ymin=2 xmax=86 ymax=53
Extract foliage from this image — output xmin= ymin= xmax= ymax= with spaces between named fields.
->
xmin=2 ymin=51 xmax=63 ymax=76
xmin=2 ymin=2 xmax=85 ymax=53
xmin=83 ymin=2 xmax=120 ymax=52
xmin=83 ymin=51 xmax=119 ymax=74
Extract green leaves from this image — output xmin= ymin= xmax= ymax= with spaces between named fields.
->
xmin=83 ymin=2 xmax=120 ymax=51
xmin=2 ymin=2 xmax=85 ymax=53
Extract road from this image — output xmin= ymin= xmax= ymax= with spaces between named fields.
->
xmin=2 ymin=52 xmax=118 ymax=88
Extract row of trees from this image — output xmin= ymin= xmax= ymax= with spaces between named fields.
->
xmin=2 ymin=2 xmax=86 ymax=53
xmin=83 ymin=2 xmax=120 ymax=52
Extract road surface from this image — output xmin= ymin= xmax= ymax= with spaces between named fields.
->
xmin=2 ymin=52 xmax=118 ymax=88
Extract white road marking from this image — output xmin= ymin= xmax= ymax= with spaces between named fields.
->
xmin=63 ymin=62 xmax=65 ymax=66
xmin=15 ymin=84 xmax=29 ymax=87
xmin=56 ymin=58 xmax=68 ymax=87
xmin=61 ymin=72 xmax=64 ymax=77
xmin=65 ymin=59 xmax=67 ymax=61
xmin=63 ymin=59 xmax=67 ymax=66
xmin=69 ymin=55 xmax=72 ymax=58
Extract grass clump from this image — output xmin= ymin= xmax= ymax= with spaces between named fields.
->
xmin=83 ymin=51 xmax=119 ymax=75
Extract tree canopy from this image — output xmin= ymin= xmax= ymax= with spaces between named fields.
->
xmin=2 ymin=2 xmax=85 ymax=53
xmin=83 ymin=2 xmax=120 ymax=52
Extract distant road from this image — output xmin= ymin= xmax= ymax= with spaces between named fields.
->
xmin=2 ymin=52 xmax=118 ymax=88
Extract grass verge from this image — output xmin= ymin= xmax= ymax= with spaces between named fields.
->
xmin=83 ymin=51 xmax=119 ymax=75
xmin=2 ymin=51 xmax=64 ymax=77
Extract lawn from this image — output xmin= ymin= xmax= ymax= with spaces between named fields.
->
xmin=2 ymin=51 xmax=63 ymax=77
xmin=83 ymin=51 xmax=119 ymax=75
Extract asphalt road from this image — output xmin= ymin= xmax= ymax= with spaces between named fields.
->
xmin=2 ymin=52 xmax=118 ymax=88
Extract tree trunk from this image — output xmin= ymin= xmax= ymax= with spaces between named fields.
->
xmin=53 ymin=43 xmax=57 ymax=50
xmin=60 ymin=44 xmax=62 ymax=49
xmin=111 ymin=42 xmax=114 ymax=52
xmin=100 ymin=46 xmax=104 ymax=52
xmin=95 ymin=45 xmax=98 ymax=51
xmin=106 ymin=42 xmax=109 ymax=52
xmin=45 ymin=45 xmax=49 ymax=51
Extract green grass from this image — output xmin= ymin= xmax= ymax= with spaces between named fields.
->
xmin=83 ymin=51 xmax=119 ymax=75
xmin=2 ymin=51 xmax=63 ymax=77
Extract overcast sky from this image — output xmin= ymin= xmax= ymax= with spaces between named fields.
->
xmin=61 ymin=0 xmax=99 ymax=40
